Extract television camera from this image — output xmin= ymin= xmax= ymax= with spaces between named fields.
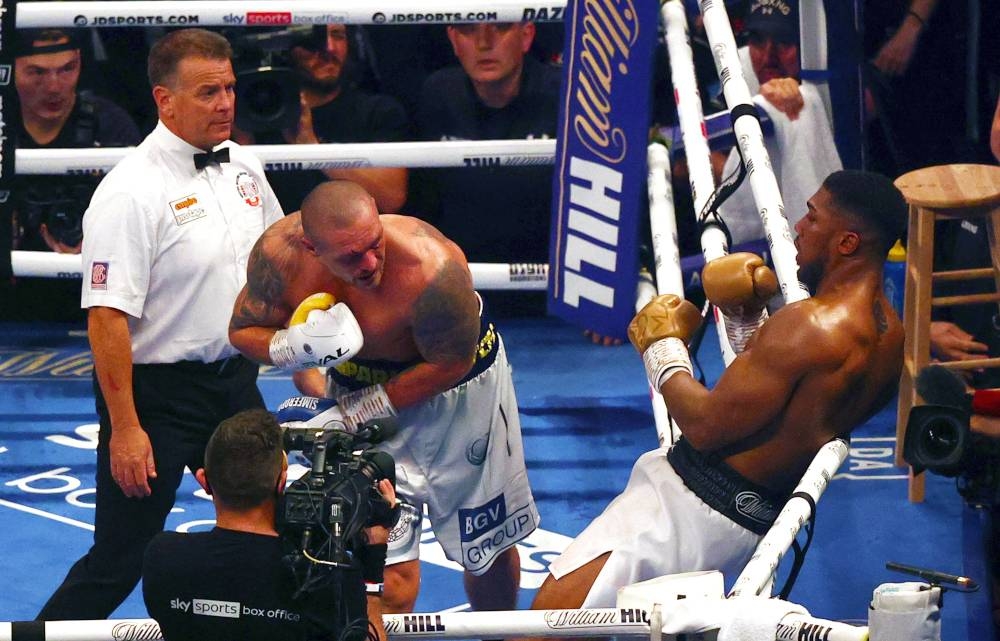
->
xmin=903 ymin=366 xmax=1000 ymax=507
xmin=275 ymin=396 xmax=402 ymax=594
xmin=226 ymin=26 xmax=326 ymax=132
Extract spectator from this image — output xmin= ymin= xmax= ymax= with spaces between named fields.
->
xmin=35 ymin=28 xmax=284 ymax=621
xmin=143 ymin=408 xmax=394 ymax=641
xmin=415 ymin=22 xmax=561 ymax=317
xmin=714 ymin=0 xmax=843 ymax=247
xmin=928 ymin=92 xmax=1000 ymax=388
xmin=233 ymin=24 xmax=409 ymax=214
xmin=863 ymin=0 xmax=973 ymax=176
xmin=5 ymin=28 xmax=141 ymax=322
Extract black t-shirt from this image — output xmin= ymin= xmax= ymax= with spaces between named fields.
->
xmin=257 ymin=87 xmax=411 ymax=213
xmin=143 ymin=528 xmax=367 ymax=641
xmin=416 ymin=56 xmax=560 ymax=264
xmin=416 ymin=57 xmax=561 ymax=317
xmin=4 ymin=92 xmax=142 ymax=323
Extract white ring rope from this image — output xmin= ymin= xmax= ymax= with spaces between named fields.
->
xmin=661 ymin=0 xmax=737 ymax=365
xmin=0 ymin=608 xmax=868 ymax=641
xmin=16 ymin=0 xmax=567 ymax=28
xmin=16 ymin=140 xmax=557 ymax=175
xmin=728 ymin=439 xmax=850 ymax=598
xmin=698 ymin=0 xmax=809 ymax=305
xmin=10 ymin=251 xmax=548 ymax=290
xmin=644 ymin=143 xmax=682 ymax=446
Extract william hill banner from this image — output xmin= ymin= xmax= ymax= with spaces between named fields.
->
xmin=547 ymin=0 xmax=657 ymax=340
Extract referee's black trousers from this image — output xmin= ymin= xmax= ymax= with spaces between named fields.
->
xmin=36 ymin=355 xmax=264 ymax=621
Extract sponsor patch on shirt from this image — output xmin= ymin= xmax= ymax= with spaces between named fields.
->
xmin=169 ymin=193 xmax=208 ymax=226
xmin=236 ymin=171 xmax=262 ymax=207
xmin=90 ymin=261 xmax=109 ymax=290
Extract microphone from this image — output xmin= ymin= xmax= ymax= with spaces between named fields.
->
xmin=916 ymin=365 xmax=1000 ymax=416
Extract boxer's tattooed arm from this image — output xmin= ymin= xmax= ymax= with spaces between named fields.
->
xmin=412 ymin=260 xmax=479 ymax=365
xmin=230 ymin=231 xmax=296 ymax=330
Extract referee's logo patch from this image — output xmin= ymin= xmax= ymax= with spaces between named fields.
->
xmin=90 ymin=262 xmax=109 ymax=290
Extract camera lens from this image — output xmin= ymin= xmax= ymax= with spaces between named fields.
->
xmin=922 ymin=419 xmax=961 ymax=459
xmin=235 ymin=67 xmax=302 ymax=133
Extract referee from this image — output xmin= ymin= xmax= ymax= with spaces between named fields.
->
xmin=37 ymin=28 xmax=284 ymax=620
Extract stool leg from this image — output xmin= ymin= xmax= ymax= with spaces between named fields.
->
xmin=897 ymin=204 xmax=934 ymax=501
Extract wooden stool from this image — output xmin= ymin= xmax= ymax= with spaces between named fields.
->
xmin=894 ymin=164 xmax=1000 ymax=502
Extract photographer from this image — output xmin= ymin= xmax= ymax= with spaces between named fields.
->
xmin=6 ymin=28 xmax=141 ymax=322
xmin=232 ymin=24 xmax=409 ymax=214
xmin=142 ymin=408 xmax=394 ymax=641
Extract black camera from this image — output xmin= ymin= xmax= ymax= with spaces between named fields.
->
xmin=17 ymin=178 xmax=95 ymax=249
xmin=277 ymin=417 xmax=400 ymax=582
xmin=903 ymin=404 xmax=1000 ymax=507
xmin=228 ymin=26 xmax=325 ymax=133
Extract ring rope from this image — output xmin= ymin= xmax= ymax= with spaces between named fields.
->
xmin=728 ymin=439 xmax=850 ymax=598
xmin=16 ymin=140 xmax=557 ymax=175
xmin=661 ymin=0 xmax=738 ymax=365
xmin=0 ymin=608 xmax=868 ymax=641
xmin=10 ymin=251 xmax=548 ymax=290
xmin=698 ymin=0 xmax=808 ymax=305
xmin=644 ymin=142 xmax=683 ymax=446
xmin=16 ymin=0 xmax=567 ymax=28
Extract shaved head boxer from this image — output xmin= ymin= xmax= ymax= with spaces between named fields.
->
xmin=228 ymin=180 xmax=538 ymax=614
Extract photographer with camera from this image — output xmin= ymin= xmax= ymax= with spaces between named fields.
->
xmin=231 ymin=24 xmax=409 ymax=214
xmin=5 ymin=28 xmax=142 ymax=322
xmin=143 ymin=408 xmax=396 ymax=641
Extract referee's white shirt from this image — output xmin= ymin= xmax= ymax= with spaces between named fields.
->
xmin=81 ymin=121 xmax=284 ymax=364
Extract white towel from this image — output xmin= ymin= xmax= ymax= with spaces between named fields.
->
xmin=716 ymin=596 xmax=809 ymax=641
xmin=718 ymin=81 xmax=843 ymax=246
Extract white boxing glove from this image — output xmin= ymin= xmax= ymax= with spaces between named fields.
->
xmin=269 ymin=293 xmax=364 ymax=370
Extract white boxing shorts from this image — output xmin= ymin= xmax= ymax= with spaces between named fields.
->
xmin=377 ymin=336 xmax=539 ymax=575
xmin=549 ymin=440 xmax=785 ymax=607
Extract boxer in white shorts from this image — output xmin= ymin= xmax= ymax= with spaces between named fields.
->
xmin=548 ymin=440 xmax=781 ymax=607
xmin=328 ymin=320 xmax=539 ymax=576
xmin=229 ymin=179 xmax=539 ymax=613
xmin=529 ymin=171 xmax=908 ymax=623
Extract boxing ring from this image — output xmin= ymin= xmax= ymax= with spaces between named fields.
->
xmin=1 ymin=1 xmax=987 ymax=640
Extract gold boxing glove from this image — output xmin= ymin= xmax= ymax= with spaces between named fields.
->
xmin=628 ymin=294 xmax=702 ymax=388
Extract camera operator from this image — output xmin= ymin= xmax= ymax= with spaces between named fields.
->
xmin=5 ymin=28 xmax=141 ymax=322
xmin=142 ymin=408 xmax=394 ymax=641
xmin=231 ymin=25 xmax=409 ymax=214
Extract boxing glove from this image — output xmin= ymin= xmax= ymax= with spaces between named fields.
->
xmin=269 ymin=293 xmax=364 ymax=370
xmin=628 ymin=294 xmax=702 ymax=389
xmin=702 ymin=253 xmax=777 ymax=354
xmin=702 ymin=252 xmax=778 ymax=316
xmin=276 ymin=395 xmax=347 ymax=431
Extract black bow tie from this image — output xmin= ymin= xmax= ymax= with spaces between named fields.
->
xmin=193 ymin=147 xmax=230 ymax=170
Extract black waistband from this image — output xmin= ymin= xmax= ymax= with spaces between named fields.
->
xmin=135 ymin=354 xmax=251 ymax=377
xmin=667 ymin=438 xmax=788 ymax=536
xmin=329 ymin=319 xmax=501 ymax=392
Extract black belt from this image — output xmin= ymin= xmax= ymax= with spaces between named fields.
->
xmin=667 ymin=438 xmax=788 ymax=536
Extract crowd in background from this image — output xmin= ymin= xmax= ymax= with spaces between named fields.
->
xmin=3 ymin=0 xmax=999 ymax=325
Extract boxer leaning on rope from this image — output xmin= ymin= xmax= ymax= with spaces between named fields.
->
xmin=528 ymin=170 xmax=907 ymax=614
xmin=228 ymin=179 xmax=538 ymax=613
xmin=37 ymin=28 xmax=284 ymax=621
